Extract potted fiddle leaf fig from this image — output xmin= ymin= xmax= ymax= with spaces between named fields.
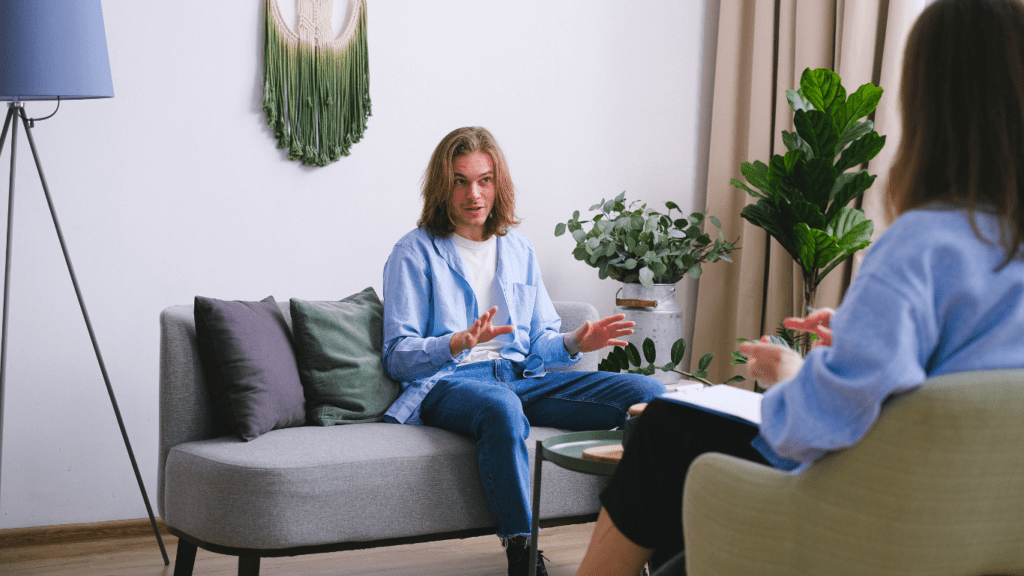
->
xmin=731 ymin=67 xmax=884 ymax=323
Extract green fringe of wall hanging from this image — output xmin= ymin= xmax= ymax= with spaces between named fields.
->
xmin=263 ymin=0 xmax=371 ymax=167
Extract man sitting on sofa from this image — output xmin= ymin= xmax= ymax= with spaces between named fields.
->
xmin=380 ymin=126 xmax=665 ymax=576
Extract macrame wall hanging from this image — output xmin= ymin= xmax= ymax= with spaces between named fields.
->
xmin=262 ymin=0 xmax=371 ymax=167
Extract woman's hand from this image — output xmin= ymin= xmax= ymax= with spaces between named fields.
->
xmin=572 ymin=314 xmax=636 ymax=353
xmin=738 ymin=336 xmax=804 ymax=388
xmin=450 ymin=306 xmax=514 ymax=356
xmin=783 ymin=308 xmax=835 ymax=348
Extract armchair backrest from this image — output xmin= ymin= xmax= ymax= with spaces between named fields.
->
xmin=684 ymin=369 xmax=1024 ymax=576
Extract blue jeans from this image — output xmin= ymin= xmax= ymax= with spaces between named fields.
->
xmin=419 ymin=359 xmax=666 ymax=537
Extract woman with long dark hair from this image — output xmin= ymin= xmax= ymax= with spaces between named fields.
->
xmin=575 ymin=1 xmax=1024 ymax=573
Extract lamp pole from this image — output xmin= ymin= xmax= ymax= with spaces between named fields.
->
xmin=0 ymin=102 xmax=169 ymax=565
xmin=0 ymin=104 xmax=17 ymax=517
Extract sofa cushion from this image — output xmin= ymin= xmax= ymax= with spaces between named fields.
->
xmin=162 ymin=424 xmax=607 ymax=549
xmin=290 ymin=288 xmax=401 ymax=425
xmin=194 ymin=295 xmax=306 ymax=441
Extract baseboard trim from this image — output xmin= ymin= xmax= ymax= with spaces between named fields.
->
xmin=0 ymin=517 xmax=170 ymax=549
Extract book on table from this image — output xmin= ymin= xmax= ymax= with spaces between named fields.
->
xmin=661 ymin=383 xmax=762 ymax=426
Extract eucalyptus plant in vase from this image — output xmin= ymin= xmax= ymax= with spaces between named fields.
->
xmin=554 ymin=192 xmax=737 ymax=288
xmin=731 ymin=67 xmax=885 ymax=352
xmin=555 ymin=192 xmax=739 ymax=383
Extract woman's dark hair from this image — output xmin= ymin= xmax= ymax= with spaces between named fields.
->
xmin=418 ymin=127 xmax=520 ymax=239
xmin=890 ymin=0 xmax=1024 ymax=265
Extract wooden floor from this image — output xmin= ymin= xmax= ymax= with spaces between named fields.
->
xmin=0 ymin=522 xmax=596 ymax=576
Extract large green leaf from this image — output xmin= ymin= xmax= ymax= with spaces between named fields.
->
xmin=793 ymin=223 xmax=842 ymax=274
xmin=782 ymin=130 xmax=811 ymax=157
xmin=828 ymin=208 xmax=873 ymax=250
xmin=820 ymin=234 xmax=872 ymax=278
xmin=767 ymin=150 xmax=805 ymax=205
xmin=836 ymin=120 xmax=873 ymax=156
xmin=786 ymin=200 xmax=827 ymax=232
xmin=842 ymin=82 xmax=884 ymax=133
xmin=793 ymin=157 xmax=837 ymax=212
xmin=826 ymin=206 xmax=859 ymax=236
xmin=811 ymin=210 xmax=874 ymax=279
xmin=800 ymin=68 xmax=848 ymax=133
xmin=597 ymin=355 xmax=620 ymax=373
xmin=741 ymin=160 xmax=772 ymax=196
xmin=625 ymin=343 xmax=642 ymax=367
xmin=794 ymin=109 xmax=839 ymax=160
xmin=786 ymin=89 xmax=814 ymax=113
xmin=826 ymin=170 xmax=875 ymax=222
xmin=670 ymin=338 xmax=686 ymax=365
xmin=740 ymin=201 xmax=798 ymax=258
xmin=835 ymin=132 xmax=886 ymax=173
xmin=642 ymin=338 xmax=656 ymax=364
xmin=838 ymin=222 xmax=873 ymax=252
xmin=818 ymin=233 xmax=871 ymax=280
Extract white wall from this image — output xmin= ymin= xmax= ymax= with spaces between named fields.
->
xmin=0 ymin=0 xmax=709 ymax=529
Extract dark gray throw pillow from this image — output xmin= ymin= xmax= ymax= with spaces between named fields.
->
xmin=290 ymin=288 xmax=400 ymax=425
xmin=194 ymin=295 xmax=306 ymax=441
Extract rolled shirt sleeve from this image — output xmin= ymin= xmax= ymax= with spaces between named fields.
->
xmin=757 ymin=276 xmax=930 ymax=464
xmin=754 ymin=207 xmax=1024 ymax=467
xmin=381 ymin=237 xmax=461 ymax=383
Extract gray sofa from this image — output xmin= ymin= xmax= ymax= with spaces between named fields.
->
xmin=158 ymin=300 xmax=609 ymax=576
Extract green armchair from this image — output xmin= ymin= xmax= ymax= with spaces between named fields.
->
xmin=680 ymin=369 xmax=1024 ymax=576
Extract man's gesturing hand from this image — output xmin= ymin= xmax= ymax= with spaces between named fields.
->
xmin=572 ymin=314 xmax=636 ymax=353
xmin=450 ymin=306 xmax=515 ymax=357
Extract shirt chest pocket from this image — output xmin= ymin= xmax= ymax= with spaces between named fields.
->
xmin=509 ymin=283 xmax=537 ymax=333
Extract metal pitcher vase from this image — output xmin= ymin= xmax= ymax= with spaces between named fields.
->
xmin=614 ymin=283 xmax=683 ymax=384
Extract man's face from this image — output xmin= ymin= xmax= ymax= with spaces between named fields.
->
xmin=450 ymin=150 xmax=496 ymax=241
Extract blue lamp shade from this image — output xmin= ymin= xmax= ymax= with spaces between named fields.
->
xmin=0 ymin=0 xmax=114 ymax=101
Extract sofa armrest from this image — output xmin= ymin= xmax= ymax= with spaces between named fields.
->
xmin=157 ymin=305 xmax=228 ymax=518
xmin=551 ymin=300 xmax=600 ymax=372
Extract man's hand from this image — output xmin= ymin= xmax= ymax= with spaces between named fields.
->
xmin=450 ymin=306 xmax=515 ymax=357
xmin=571 ymin=314 xmax=636 ymax=353
xmin=783 ymin=308 xmax=834 ymax=348
xmin=737 ymin=336 xmax=804 ymax=388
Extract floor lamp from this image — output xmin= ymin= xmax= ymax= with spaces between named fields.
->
xmin=0 ymin=1 xmax=168 ymax=564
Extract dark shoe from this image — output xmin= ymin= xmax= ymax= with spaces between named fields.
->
xmin=504 ymin=535 xmax=548 ymax=576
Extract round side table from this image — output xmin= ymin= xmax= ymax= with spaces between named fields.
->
xmin=529 ymin=430 xmax=623 ymax=576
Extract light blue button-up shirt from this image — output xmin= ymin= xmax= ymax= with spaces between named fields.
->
xmin=381 ymin=227 xmax=582 ymax=425
xmin=753 ymin=206 xmax=1024 ymax=469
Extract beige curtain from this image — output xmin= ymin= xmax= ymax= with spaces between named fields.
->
xmin=692 ymin=0 xmax=930 ymax=385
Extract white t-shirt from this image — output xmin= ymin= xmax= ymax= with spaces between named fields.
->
xmin=452 ymin=234 xmax=511 ymax=364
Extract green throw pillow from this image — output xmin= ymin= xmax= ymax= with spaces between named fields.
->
xmin=289 ymin=288 xmax=400 ymax=425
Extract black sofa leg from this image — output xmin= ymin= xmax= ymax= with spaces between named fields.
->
xmin=172 ymin=540 xmax=197 ymax=576
xmin=238 ymin=555 xmax=261 ymax=576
